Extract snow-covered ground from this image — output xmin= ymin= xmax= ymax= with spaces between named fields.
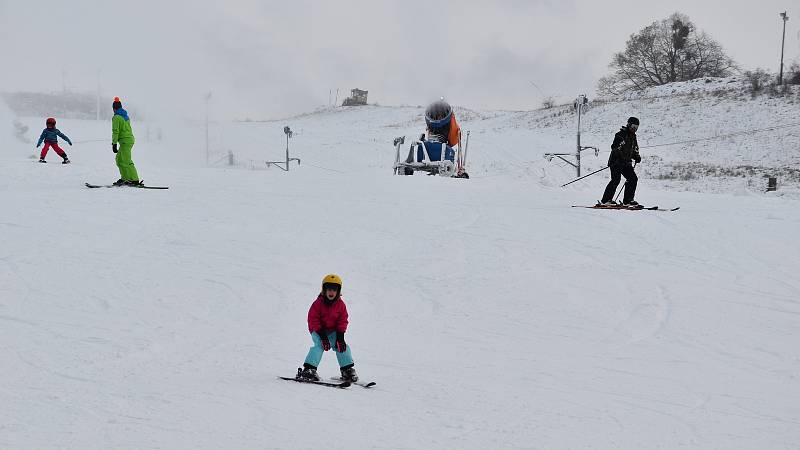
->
xmin=2 ymin=81 xmax=800 ymax=449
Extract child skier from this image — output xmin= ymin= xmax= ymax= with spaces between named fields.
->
xmin=296 ymin=274 xmax=358 ymax=382
xmin=36 ymin=118 xmax=72 ymax=163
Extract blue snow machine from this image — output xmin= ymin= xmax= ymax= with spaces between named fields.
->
xmin=393 ymin=100 xmax=469 ymax=178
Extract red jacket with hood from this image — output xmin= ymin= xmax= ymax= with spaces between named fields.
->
xmin=307 ymin=294 xmax=349 ymax=334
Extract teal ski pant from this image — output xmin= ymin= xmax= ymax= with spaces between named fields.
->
xmin=303 ymin=331 xmax=353 ymax=368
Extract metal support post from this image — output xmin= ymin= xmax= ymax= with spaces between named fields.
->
xmin=266 ymin=126 xmax=301 ymax=171
xmin=779 ymin=12 xmax=789 ymax=85
xmin=544 ymin=95 xmax=596 ymax=177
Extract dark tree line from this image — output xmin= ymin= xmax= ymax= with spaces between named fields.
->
xmin=598 ymin=13 xmax=737 ymax=95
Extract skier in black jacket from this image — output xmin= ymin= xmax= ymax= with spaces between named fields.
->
xmin=601 ymin=117 xmax=641 ymax=205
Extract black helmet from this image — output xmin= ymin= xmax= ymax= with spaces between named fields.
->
xmin=627 ymin=117 xmax=640 ymax=125
xmin=425 ymin=100 xmax=452 ymax=129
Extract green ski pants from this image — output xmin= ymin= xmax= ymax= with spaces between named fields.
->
xmin=115 ymin=141 xmax=139 ymax=181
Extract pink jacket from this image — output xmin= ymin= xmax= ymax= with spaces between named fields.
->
xmin=307 ymin=294 xmax=349 ymax=334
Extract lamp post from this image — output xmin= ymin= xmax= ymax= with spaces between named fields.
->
xmin=265 ymin=126 xmax=300 ymax=171
xmin=575 ymin=94 xmax=588 ymax=177
xmin=779 ymin=12 xmax=789 ymax=85
xmin=543 ymin=94 xmax=598 ymax=178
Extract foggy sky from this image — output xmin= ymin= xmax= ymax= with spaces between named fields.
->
xmin=0 ymin=0 xmax=797 ymax=120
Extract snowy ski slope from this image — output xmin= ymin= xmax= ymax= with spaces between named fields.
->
xmin=2 ymin=80 xmax=799 ymax=449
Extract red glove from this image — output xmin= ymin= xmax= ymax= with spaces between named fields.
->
xmin=335 ymin=331 xmax=347 ymax=353
xmin=317 ymin=330 xmax=331 ymax=351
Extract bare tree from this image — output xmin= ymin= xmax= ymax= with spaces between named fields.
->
xmin=789 ymin=61 xmax=800 ymax=85
xmin=598 ymin=13 xmax=737 ymax=95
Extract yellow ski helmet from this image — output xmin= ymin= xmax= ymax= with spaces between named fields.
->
xmin=321 ymin=274 xmax=343 ymax=292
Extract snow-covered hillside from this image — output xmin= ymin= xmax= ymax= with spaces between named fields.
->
xmin=2 ymin=80 xmax=800 ymax=449
xmin=218 ymin=77 xmax=800 ymax=196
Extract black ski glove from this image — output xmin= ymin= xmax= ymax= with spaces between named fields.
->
xmin=335 ymin=331 xmax=347 ymax=353
xmin=633 ymin=154 xmax=641 ymax=163
xmin=112 ymin=143 xmax=118 ymax=153
xmin=317 ymin=330 xmax=331 ymax=351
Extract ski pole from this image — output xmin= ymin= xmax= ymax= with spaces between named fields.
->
xmin=561 ymin=166 xmax=609 ymax=188
xmin=614 ymin=182 xmax=626 ymax=202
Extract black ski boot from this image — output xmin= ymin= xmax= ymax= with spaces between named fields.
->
xmin=126 ymin=180 xmax=144 ymax=187
xmin=340 ymin=364 xmax=358 ymax=382
xmin=38 ymin=158 xmax=47 ymax=163
xmin=62 ymin=157 xmax=70 ymax=164
xmin=112 ymin=179 xmax=126 ymax=186
xmin=296 ymin=364 xmax=320 ymax=381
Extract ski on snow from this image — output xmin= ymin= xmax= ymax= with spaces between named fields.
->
xmin=85 ymin=182 xmax=169 ymax=190
xmin=330 ymin=377 xmax=376 ymax=388
xmin=278 ymin=376 xmax=351 ymax=388
xmin=277 ymin=376 xmax=376 ymax=389
xmin=572 ymin=204 xmax=680 ymax=212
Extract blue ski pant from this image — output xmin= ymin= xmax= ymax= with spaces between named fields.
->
xmin=303 ymin=331 xmax=354 ymax=368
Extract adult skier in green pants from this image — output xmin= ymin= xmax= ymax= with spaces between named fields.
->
xmin=111 ymin=97 xmax=141 ymax=186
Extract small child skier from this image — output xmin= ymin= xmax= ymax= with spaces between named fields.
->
xmin=36 ymin=118 xmax=72 ymax=163
xmin=296 ymin=274 xmax=358 ymax=382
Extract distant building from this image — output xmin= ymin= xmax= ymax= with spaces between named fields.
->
xmin=342 ymin=88 xmax=368 ymax=106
